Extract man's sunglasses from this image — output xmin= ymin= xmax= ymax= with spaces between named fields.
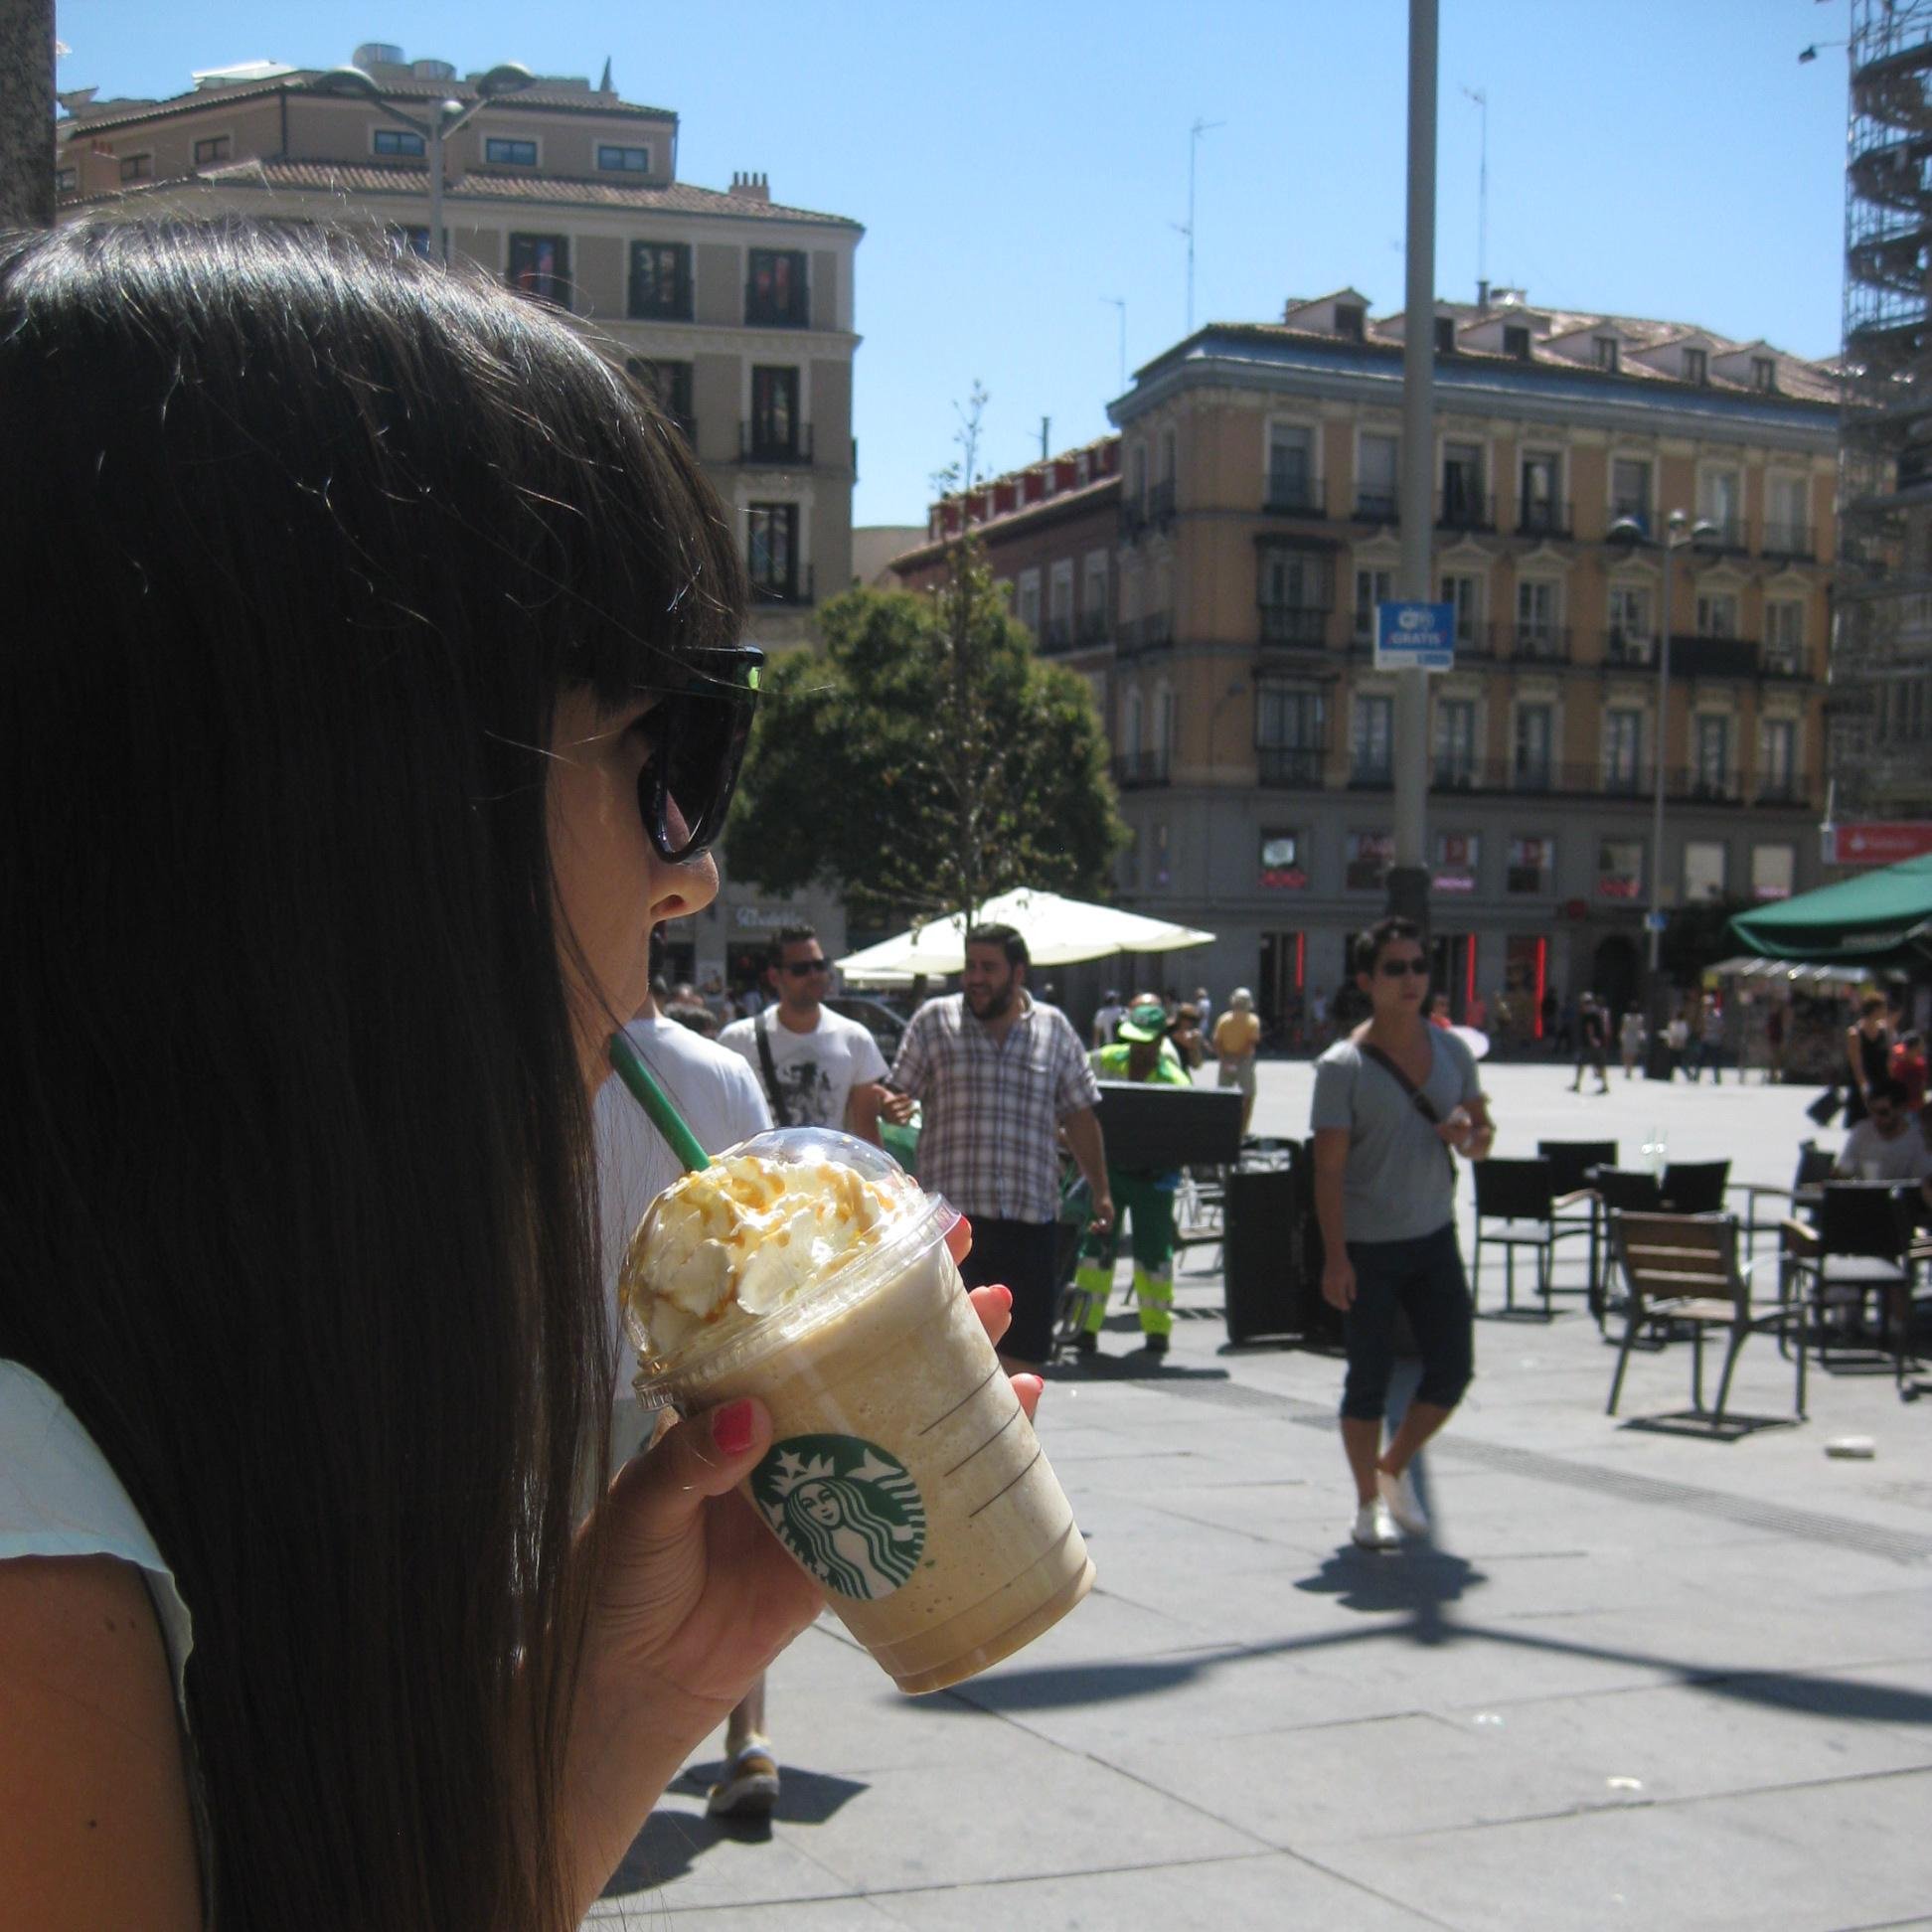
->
xmin=781 ymin=957 xmax=831 ymax=977
xmin=634 ymin=645 xmax=763 ymax=863
xmin=1376 ymin=958 xmax=1430 ymax=978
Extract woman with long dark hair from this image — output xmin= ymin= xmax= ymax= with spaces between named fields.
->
xmin=0 ymin=220 xmax=1032 ymax=1929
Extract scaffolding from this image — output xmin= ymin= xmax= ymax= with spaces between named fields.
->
xmin=1836 ymin=0 xmax=1932 ymax=819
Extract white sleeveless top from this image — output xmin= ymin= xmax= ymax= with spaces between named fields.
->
xmin=0 ymin=1360 xmax=196 ymax=1711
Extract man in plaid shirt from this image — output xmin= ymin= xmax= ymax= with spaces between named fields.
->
xmin=890 ymin=923 xmax=1114 ymax=1370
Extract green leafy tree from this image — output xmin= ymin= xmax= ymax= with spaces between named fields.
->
xmin=724 ymin=542 xmax=1126 ymax=927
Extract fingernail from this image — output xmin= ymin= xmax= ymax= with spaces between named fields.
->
xmin=994 ymin=1284 xmax=1013 ymax=1309
xmin=712 ymin=1398 xmax=756 ymax=1455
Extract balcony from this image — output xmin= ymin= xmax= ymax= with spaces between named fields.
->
xmin=1354 ymin=488 xmax=1399 ymax=523
xmin=738 ymin=420 xmax=815 ymax=466
xmin=1349 ymin=759 xmax=1394 ymax=790
xmin=1118 ymin=494 xmax=1150 ymax=542
xmin=749 ymin=563 xmax=815 ymax=607
xmin=1043 ymin=615 xmax=1072 ymax=652
xmin=1753 ymin=777 xmax=1810 ymax=808
xmin=1761 ymin=520 xmax=1816 ymax=561
xmin=1113 ymin=748 xmax=1171 ymax=789
xmin=1263 ymin=475 xmax=1326 ymax=517
xmin=744 ymin=288 xmax=809 ymax=329
xmin=1448 ymin=620 xmax=1499 ymax=659
xmin=1433 ymin=757 xmax=1480 ymax=792
xmin=1119 ymin=480 xmax=1176 ymax=542
xmin=1671 ymin=634 xmax=1760 ymax=679
xmin=1608 ymin=500 xmax=1652 ymax=537
xmin=1258 ymin=603 xmax=1331 ymax=648
xmin=1700 ymin=513 xmax=1749 ymax=555
xmin=1148 ymin=478 xmax=1177 ymax=527
xmin=1076 ymin=609 xmax=1109 ymax=645
xmin=1517 ymin=498 xmax=1573 ymax=539
xmin=1257 ymin=745 xmax=1326 ymax=788
xmin=1603 ymin=629 xmax=1656 ymax=669
xmin=1117 ymin=612 xmax=1173 ymax=657
xmin=1511 ymin=622 xmax=1571 ymax=664
xmin=1761 ymin=646 xmax=1810 ymax=680
xmin=1672 ymin=767 xmax=1745 ymax=805
xmin=1436 ymin=486 xmax=1496 ymax=532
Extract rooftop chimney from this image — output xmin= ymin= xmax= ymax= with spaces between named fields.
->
xmin=1477 ymin=279 xmax=1490 ymax=313
xmin=728 ymin=170 xmax=770 ymax=202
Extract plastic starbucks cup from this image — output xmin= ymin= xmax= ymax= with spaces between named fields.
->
xmin=621 ymin=1126 xmax=1093 ymax=1693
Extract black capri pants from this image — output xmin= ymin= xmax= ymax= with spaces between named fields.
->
xmin=1340 ymin=1222 xmax=1475 ymax=1422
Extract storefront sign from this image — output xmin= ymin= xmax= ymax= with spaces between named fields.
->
xmin=1261 ymin=866 xmax=1308 ymax=890
xmin=1826 ymin=821 xmax=1932 ymax=867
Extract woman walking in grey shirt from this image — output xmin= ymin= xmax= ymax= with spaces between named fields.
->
xmin=1312 ymin=918 xmax=1494 ymax=1550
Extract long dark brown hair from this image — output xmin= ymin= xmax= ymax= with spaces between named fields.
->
xmin=0 ymin=219 xmax=745 ymax=1927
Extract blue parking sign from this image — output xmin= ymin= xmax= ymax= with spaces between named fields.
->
xmin=1375 ymin=600 xmax=1455 ymax=672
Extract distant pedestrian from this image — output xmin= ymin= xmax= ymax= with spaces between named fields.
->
xmin=1683 ymin=999 xmax=1707 ymax=1082
xmin=1554 ymin=996 xmax=1578 ymax=1059
xmin=1212 ymin=986 xmax=1263 ymax=1135
xmin=1311 ymin=985 xmax=1331 ymax=1046
xmin=1619 ymin=1007 xmax=1646 ymax=1080
xmin=1666 ymin=1010 xmax=1689 ymax=1079
xmin=1765 ymin=1003 xmax=1787 ymax=1085
xmin=1427 ymin=992 xmax=1453 ymax=1030
xmin=1571 ymin=993 xmax=1610 ymax=1094
xmin=1169 ymin=1002 xmax=1207 ymax=1069
xmin=1092 ymin=988 xmax=1125 ymax=1050
xmin=1540 ymin=989 xmax=1559 ymax=1048
xmin=1844 ymin=992 xmax=1894 ymax=1126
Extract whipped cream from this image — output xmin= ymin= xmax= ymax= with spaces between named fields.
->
xmin=621 ymin=1151 xmax=921 ymax=1363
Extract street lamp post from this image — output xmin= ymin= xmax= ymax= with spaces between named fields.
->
xmin=308 ymin=62 xmax=536 ymax=266
xmin=1607 ymin=508 xmax=1717 ymax=980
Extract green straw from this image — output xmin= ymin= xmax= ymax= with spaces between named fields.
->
xmin=607 ymin=1031 xmax=712 ymax=1173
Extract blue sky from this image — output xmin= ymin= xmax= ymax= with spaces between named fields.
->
xmin=60 ymin=0 xmax=1852 ymax=527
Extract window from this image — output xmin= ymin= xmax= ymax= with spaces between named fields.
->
xmin=1260 ymin=548 xmax=1326 ymax=609
xmin=1504 ymin=323 xmax=1531 ymax=359
xmin=1334 ymin=302 xmax=1366 ymax=341
xmin=485 ymin=137 xmax=539 ymax=167
xmin=1698 ymin=468 xmax=1741 ymax=545
xmin=1751 ymin=843 xmax=1795 ymax=901
xmin=628 ymin=242 xmax=693 ymax=319
xmin=1441 ymin=440 xmax=1485 ymax=524
xmin=1442 ymin=571 xmax=1483 ymax=648
xmin=1159 ymin=427 xmax=1177 ymax=482
xmin=1434 ymin=698 xmax=1476 ymax=787
xmin=748 ymin=367 xmax=801 ymax=459
xmin=1257 ymin=686 xmax=1325 ymax=785
xmin=1520 ymin=451 xmax=1560 ymax=531
xmin=1765 ymin=475 xmax=1810 ymax=555
xmin=1081 ymin=552 xmax=1109 ymax=640
xmin=746 ymin=503 xmax=799 ymax=600
xmin=1596 ymin=838 xmax=1643 ymax=899
xmin=1604 ymin=709 xmax=1643 ymax=795
xmin=597 ymin=143 xmax=651 ymax=173
xmin=1435 ymin=831 xmax=1479 ymax=892
xmin=1434 ymin=316 xmax=1456 ymax=354
xmin=55 ymin=166 xmax=76 ymax=192
xmin=1259 ymin=831 xmax=1307 ymax=889
xmin=747 ymin=248 xmax=808 ymax=327
xmin=1352 ymin=694 xmax=1393 ymax=784
xmin=1266 ymin=423 xmax=1315 ymax=511
xmin=118 ymin=153 xmax=153 ymax=183
xmin=1517 ymin=578 xmax=1558 ymax=653
xmin=1684 ymin=840 xmax=1727 ymax=901
xmin=1752 ymin=356 xmax=1777 ymax=394
xmin=1759 ymin=718 xmax=1797 ymax=800
xmin=1046 ymin=562 xmax=1074 ymax=648
xmin=1611 ymin=457 xmax=1651 ymax=526
xmin=1595 ymin=336 xmax=1620 ymax=373
xmin=1764 ymin=599 xmax=1805 ymax=673
xmin=1354 ymin=565 xmax=1392 ymax=641
xmin=1683 ymin=346 xmax=1707 ymax=385
xmin=626 ymin=358 xmax=694 ymax=436
xmin=1514 ymin=703 xmax=1553 ymax=788
xmin=506 ymin=233 xmax=570 ymax=306
xmin=1695 ymin=589 xmax=1738 ymax=638
xmin=1608 ymin=583 xmax=1653 ymax=661
xmin=390 ymin=224 xmax=438 ymax=259
xmin=1123 ymin=685 xmax=1144 ymax=750
xmin=1357 ymin=432 xmax=1398 ymax=519
xmin=1693 ymin=715 xmax=1731 ymax=795
xmin=1016 ymin=570 xmax=1042 ymax=636
xmin=1508 ymin=835 xmax=1555 ymax=895
xmin=1346 ymin=830 xmax=1392 ymax=890
xmin=374 ymin=127 xmax=425 ymax=157
xmin=193 ymin=134 xmax=232 ymax=166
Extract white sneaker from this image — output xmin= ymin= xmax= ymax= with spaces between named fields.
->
xmin=1351 ymin=1498 xmax=1401 ymax=1550
xmin=1377 ymin=1466 xmax=1429 ymax=1538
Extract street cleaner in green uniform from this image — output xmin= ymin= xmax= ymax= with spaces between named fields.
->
xmin=1073 ymin=997 xmax=1192 ymax=1359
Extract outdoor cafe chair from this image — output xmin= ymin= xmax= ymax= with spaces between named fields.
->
xmin=1661 ymin=1160 xmax=1731 ymax=1214
xmin=1471 ymin=1157 xmax=1591 ymax=1318
xmin=1537 ymin=1139 xmax=1618 ymax=1314
xmin=1780 ymin=1182 xmax=1921 ymax=1388
xmin=1607 ymin=1212 xmax=1804 ymax=1423
xmin=1734 ymin=1140 xmax=1836 ymax=1251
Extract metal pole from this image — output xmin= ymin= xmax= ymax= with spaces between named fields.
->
xmin=1387 ymin=0 xmax=1437 ymax=925
xmin=430 ymin=118 xmax=447 ymax=265
xmin=1649 ymin=539 xmax=1673 ymax=975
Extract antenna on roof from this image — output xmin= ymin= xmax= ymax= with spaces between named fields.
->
xmin=1173 ymin=115 xmax=1225 ymax=336
xmin=1462 ymin=85 xmax=1488 ymax=308
xmin=597 ymin=56 xmax=613 ymax=93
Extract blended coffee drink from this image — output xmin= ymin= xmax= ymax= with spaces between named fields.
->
xmin=620 ymin=1127 xmax=1093 ymax=1692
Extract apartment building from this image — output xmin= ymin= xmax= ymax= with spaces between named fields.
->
xmin=55 ymin=42 xmax=865 ymax=983
xmin=909 ymin=292 xmax=1837 ymax=1036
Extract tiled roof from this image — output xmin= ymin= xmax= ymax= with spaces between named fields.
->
xmin=63 ymin=72 xmax=673 ymax=134
xmin=71 ymin=156 xmax=862 ymax=228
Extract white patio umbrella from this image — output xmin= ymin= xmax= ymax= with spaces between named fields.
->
xmin=836 ymin=886 xmax=1214 ymax=980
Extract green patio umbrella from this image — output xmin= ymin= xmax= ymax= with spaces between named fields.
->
xmin=1728 ymin=852 xmax=1932 ymax=969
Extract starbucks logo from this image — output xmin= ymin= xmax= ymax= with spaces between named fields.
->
xmin=750 ymin=1433 xmax=928 ymax=1601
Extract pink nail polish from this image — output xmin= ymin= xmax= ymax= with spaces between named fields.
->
xmin=712 ymin=1398 xmax=755 ymax=1455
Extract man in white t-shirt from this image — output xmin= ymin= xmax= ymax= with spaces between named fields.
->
xmin=593 ymin=985 xmax=779 ymax=1823
xmin=718 ymin=925 xmax=892 ymax=1143
xmin=1091 ymin=989 xmax=1126 ymax=1049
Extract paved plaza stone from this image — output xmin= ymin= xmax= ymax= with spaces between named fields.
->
xmin=590 ymin=1063 xmax=1932 ymax=1930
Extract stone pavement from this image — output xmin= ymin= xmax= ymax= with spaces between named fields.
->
xmin=590 ymin=1066 xmax=1932 ymax=1930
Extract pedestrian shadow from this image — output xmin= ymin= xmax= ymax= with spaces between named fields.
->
xmin=1293 ymin=1541 xmax=1488 ymax=1633
xmin=599 ymin=1765 xmax=869 ymax=1894
xmin=1061 ymin=1349 xmax=1231 ymax=1384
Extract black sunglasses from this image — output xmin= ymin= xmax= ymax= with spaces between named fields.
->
xmin=633 ymin=645 xmax=763 ymax=862
xmin=1376 ymin=958 xmax=1430 ymax=978
xmin=781 ymin=957 xmax=830 ymax=977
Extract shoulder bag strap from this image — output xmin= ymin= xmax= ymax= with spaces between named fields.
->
xmin=1358 ymin=1041 xmax=1456 ymax=1176
xmin=754 ymin=1006 xmax=792 ymax=1127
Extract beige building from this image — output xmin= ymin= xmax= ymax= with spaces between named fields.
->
xmin=54 ymin=42 xmax=865 ymax=988
xmin=905 ymin=294 xmax=1838 ymax=1040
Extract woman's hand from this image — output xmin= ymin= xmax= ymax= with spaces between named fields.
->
xmin=562 ymin=1221 xmax=1038 ymax=1909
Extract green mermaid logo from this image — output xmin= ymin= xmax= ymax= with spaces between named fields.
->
xmin=750 ymin=1434 xmax=928 ymax=1600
